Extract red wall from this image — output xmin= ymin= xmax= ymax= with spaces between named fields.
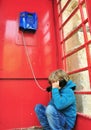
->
xmin=0 ymin=0 xmax=59 ymax=129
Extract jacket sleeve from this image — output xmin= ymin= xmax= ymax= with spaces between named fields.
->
xmin=52 ymin=88 xmax=75 ymax=110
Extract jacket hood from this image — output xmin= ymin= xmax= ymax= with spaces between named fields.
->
xmin=66 ymin=80 xmax=76 ymax=90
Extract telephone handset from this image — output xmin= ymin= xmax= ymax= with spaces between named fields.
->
xmin=46 ymin=79 xmax=67 ymax=92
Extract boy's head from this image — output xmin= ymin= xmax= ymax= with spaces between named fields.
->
xmin=48 ymin=69 xmax=70 ymax=85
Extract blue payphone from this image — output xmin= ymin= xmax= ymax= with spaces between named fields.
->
xmin=19 ymin=11 xmax=38 ymax=32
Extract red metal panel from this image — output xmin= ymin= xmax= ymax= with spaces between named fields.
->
xmin=52 ymin=0 xmax=63 ymax=68
xmin=0 ymin=79 xmax=50 ymax=129
xmin=74 ymin=113 xmax=91 ymax=130
xmin=85 ymin=0 xmax=91 ymax=33
xmin=0 ymin=0 xmax=58 ymax=129
xmin=0 ymin=0 xmax=58 ymax=78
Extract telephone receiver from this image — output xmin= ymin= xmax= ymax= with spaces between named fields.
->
xmin=46 ymin=79 xmax=67 ymax=92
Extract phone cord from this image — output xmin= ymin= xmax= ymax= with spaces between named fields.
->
xmin=22 ymin=32 xmax=46 ymax=91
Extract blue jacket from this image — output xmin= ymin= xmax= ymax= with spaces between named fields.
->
xmin=49 ymin=80 xmax=77 ymax=128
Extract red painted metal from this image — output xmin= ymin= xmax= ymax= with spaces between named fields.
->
xmin=0 ymin=0 xmax=59 ymax=129
xmin=52 ymin=0 xmax=63 ymax=68
xmin=85 ymin=0 xmax=91 ymax=33
xmin=75 ymin=91 xmax=91 ymax=94
xmin=73 ymin=113 xmax=91 ymax=130
xmin=0 ymin=0 xmax=58 ymax=79
xmin=0 ymin=79 xmax=50 ymax=129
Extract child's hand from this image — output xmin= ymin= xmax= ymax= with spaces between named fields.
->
xmin=52 ymin=81 xmax=59 ymax=88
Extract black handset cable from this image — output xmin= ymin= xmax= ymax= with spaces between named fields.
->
xmin=22 ymin=32 xmax=46 ymax=91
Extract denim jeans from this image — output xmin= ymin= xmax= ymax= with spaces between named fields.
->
xmin=34 ymin=104 xmax=72 ymax=130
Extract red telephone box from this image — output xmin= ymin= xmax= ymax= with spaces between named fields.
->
xmin=0 ymin=0 xmax=91 ymax=130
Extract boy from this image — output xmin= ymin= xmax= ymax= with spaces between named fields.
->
xmin=35 ymin=69 xmax=77 ymax=130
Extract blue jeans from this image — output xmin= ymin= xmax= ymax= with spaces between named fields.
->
xmin=34 ymin=104 xmax=71 ymax=130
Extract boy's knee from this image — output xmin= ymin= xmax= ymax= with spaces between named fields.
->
xmin=35 ymin=104 xmax=46 ymax=113
xmin=46 ymin=105 xmax=56 ymax=115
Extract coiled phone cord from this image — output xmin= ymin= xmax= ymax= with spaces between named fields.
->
xmin=22 ymin=32 xmax=46 ymax=91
